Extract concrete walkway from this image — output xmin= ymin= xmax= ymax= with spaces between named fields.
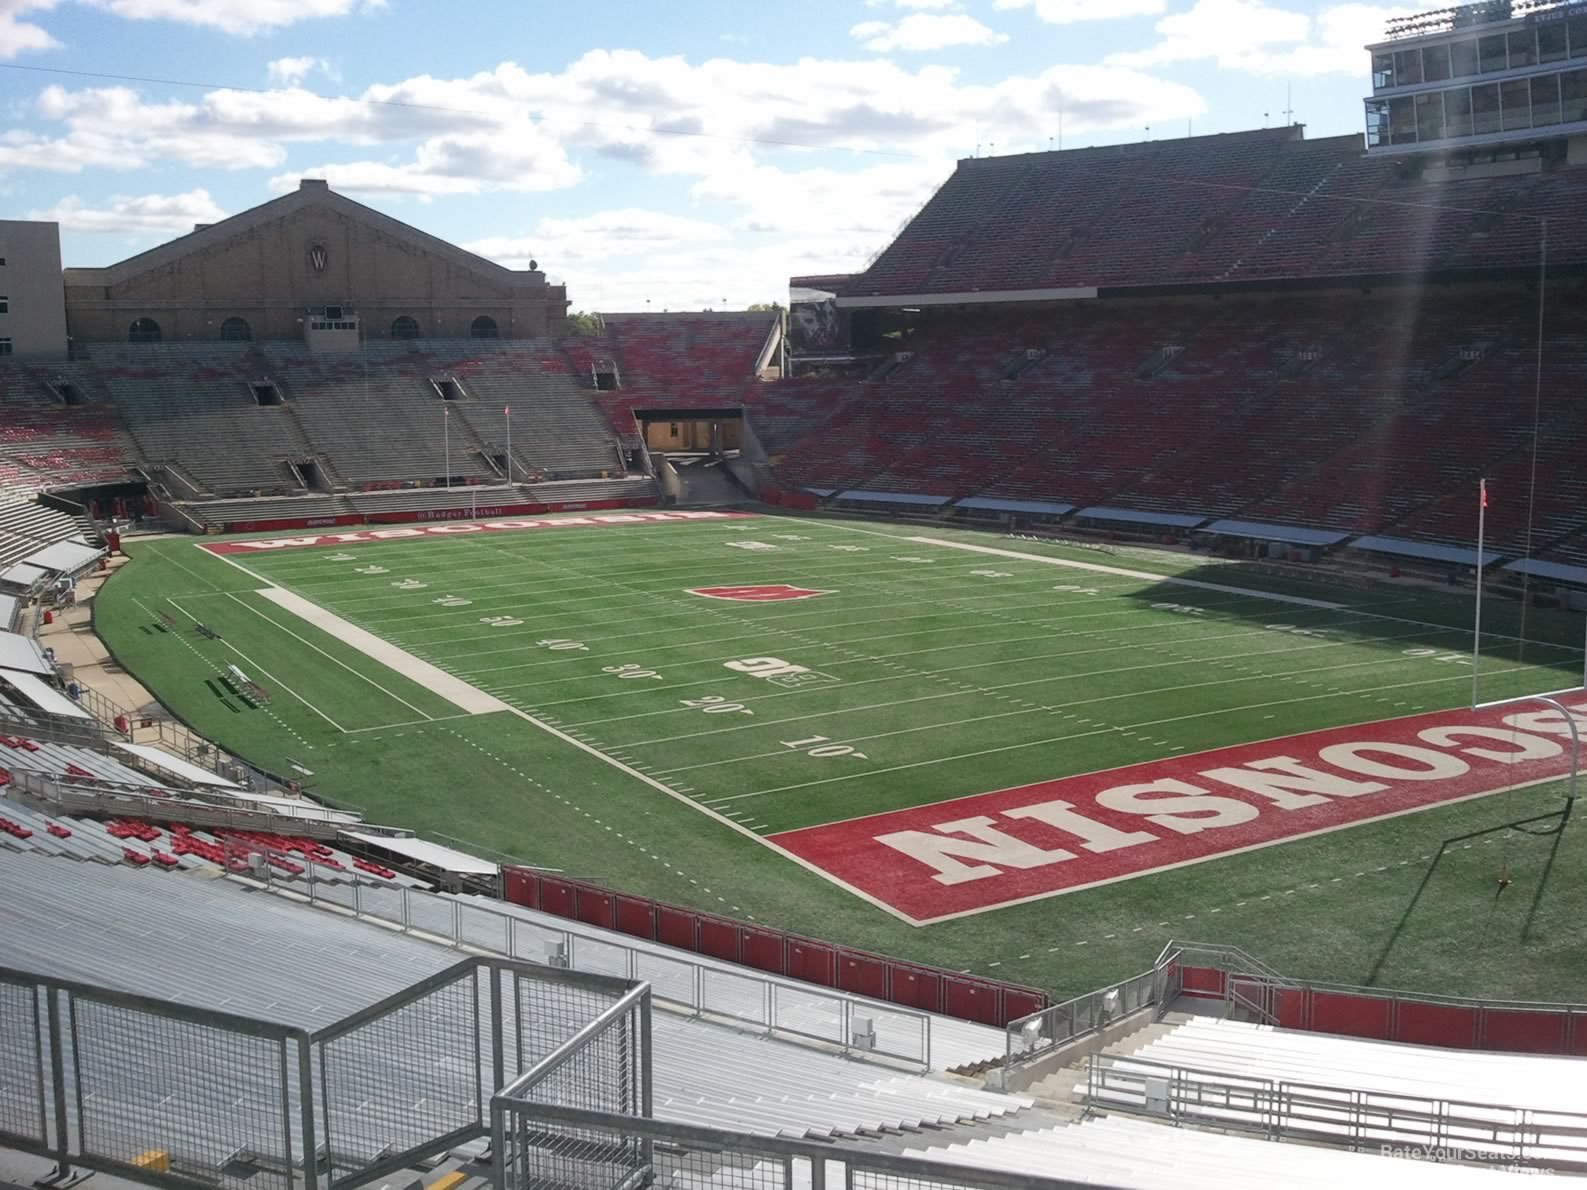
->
xmin=36 ymin=553 xmax=175 ymax=742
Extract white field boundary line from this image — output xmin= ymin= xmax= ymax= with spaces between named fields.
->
xmin=162 ymin=596 xmax=348 ymax=734
xmin=224 ymin=593 xmax=439 ymax=722
xmin=905 ymin=536 xmax=1346 ymax=610
xmin=654 ymin=643 xmax=1482 ymax=778
xmin=706 ymin=662 xmax=1541 ymax=807
xmin=253 ymin=589 xmax=511 ymax=716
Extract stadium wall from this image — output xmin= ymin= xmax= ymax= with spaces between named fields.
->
xmin=218 ymin=495 xmax=660 ymax=534
xmin=502 ymin=866 xmax=1048 ymax=1028
xmin=1178 ymin=962 xmax=1587 ymax=1055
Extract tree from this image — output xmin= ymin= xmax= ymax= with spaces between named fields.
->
xmin=565 ymin=311 xmax=601 ymax=336
xmin=747 ymin=302 xmax=784 ymax=313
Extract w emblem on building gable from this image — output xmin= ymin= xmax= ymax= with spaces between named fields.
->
xmin=307 ymin=241 xmax=329 ymax=274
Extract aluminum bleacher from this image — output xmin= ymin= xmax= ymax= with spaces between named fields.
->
xmin=909 ymin=1111 xmax=1544 ymax=1188
xmin=1 ymin=850 xmax=1039 ymax=1145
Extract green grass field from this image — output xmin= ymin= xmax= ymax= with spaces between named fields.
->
xmin=94 ymin=512 xmax=1587 ymax=1002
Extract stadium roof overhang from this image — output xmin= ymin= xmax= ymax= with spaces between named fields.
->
xmin=1350 ymin=535 xmax=1501 ymax=567
xmin=836 ymin=286 xmax=1098 ymax=309
xmin=1203 ymin=519 xmax=1351 ymax=546
xmin=1502 ymin=557 xmax=1587 ymax=586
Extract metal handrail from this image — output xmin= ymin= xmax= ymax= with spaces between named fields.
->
xmin=295 ymin=875 xmax=935 ymax=1070
xmin=1084 ymin=1050 xmax=1587 ymax=1168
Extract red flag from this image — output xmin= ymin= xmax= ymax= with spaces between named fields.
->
xmin=504 ymin=406 xmax=510 ymax=416
xmin=1481 ymin=481 xmax=1489 ymax=509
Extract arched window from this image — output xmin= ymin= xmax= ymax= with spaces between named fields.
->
xmin=128 ymin=317 xmax=162 ymax=343
xmin=220 ymin=316 xmax=252 ymax=342
xmin=470 ymin=315 xmax=499 ymax=339
xmin=391 ymin=315 xmax=420 ymax=340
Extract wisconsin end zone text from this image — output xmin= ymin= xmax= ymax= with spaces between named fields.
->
xmin=771 ymin=696 xmax=1587 ymax=924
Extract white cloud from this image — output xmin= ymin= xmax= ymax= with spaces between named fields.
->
xmin=1108 ymin=0 xmax=1434 ymax=75
xmin=866 ymin=0 xmax=958 ymax=8
xmin=83 ymin=0 xmax=383 ymax=32
xmin=469 ymin=208 xmax=730 ymax=269
xmin=27 ymin=188 xmax=227 ymax=233
xmin=4 ymin=49 xmax=1204 ymax=303
xmin=851 ymin=13 xmax=1009 ymax=51
xmin=995 ymin=0 xmax=1166 ymax=24
xmin=273 ymin=126 xmax=581 ymax=198
xmin=267 ymin=56 xmax=330 ymax=86
xmin=0 ymin=0 xmax=60 ymax=58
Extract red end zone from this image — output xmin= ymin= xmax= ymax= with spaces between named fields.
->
xmin=199 ymin=510 xmax=758 ymax=554
xmin=770 ymin=695 xmax=1587 ymax=924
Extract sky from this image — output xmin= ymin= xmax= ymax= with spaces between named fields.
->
xmin=0 ymin=0 xmax=1432 ymax=311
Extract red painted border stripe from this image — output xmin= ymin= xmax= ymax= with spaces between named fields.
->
xmin=770 ymin=695 xmax=1587 ymax=924
xmin=199 ymin=509 xmax=757 ymax=554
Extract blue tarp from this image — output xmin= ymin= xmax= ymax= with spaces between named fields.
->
xmin=1204 ymin=519 xmax=1350 ymax=546
xmin=1350 ymin=536 xmax=1501 ymax=567
xmin=1076 ymin=506 xmax=1207 ymax=529
xmin=1502 ymin=557 xmax=1587 ymax=585
xmin=955 ymin=497 xmax=1075 ymax=516
xmin=836 ymin=490 xmax=953 ymax=507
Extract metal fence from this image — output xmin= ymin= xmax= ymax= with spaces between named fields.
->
xmin=999 ymin=964 xmax=1166 ymax=1083
xmin=492 ymin=1105 xmax=1100 ymax=1190
xmin=1082 ymin=1051 xmax=1587 ymax=1170
xmin=0 ymin=956 xmax=637 ymax=1190
xmin=490 ymin=985 xmax=1099 ymax=1190
xmin=296 ymin=875 xmax=935 ymax=1069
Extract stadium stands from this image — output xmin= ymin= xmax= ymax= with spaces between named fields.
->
xmin=768 ymin=288 xmax=1587 ymax=560
xmin=849 ymin=127 xmax=1584 ymax=299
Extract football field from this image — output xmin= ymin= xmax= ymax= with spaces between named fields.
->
xmin=97 ymin=511 xmax=1587 ymax=1000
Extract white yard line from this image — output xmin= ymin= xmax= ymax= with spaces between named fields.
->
xmin=657 ymin=644 xmax=1481 ymax=777
xmin=611 ymin=622 xmax=1452 ymax=744
xmin=165 ymin=596 xmax=348 ymax=733
xmin=706 ymin=663 xmax=1538 ymax=805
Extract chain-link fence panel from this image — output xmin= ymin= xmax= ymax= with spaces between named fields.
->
xmin=510 ymin=970 xmax=625 ymax=1078
xmin=0 ymin=975 xmax=45 ymax=1150
xmin=70 ymin=994 xmax=296 ymax=1190
xmin=316 ymin=966 xmax=481 ymax=1186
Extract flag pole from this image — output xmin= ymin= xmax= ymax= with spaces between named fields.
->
xmin=445 ymin=404 xmax=451 ymax=490
xmin=505 ymin=405 xmax=512 ymax=485
xmin=1472 ymin=477 xmax=1487 ymax=709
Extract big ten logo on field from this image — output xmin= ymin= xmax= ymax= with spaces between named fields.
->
xmin=725 ymin=657 xmax=842 ymax=689
xmin=688 ymin=584 xmax=834 ymax=602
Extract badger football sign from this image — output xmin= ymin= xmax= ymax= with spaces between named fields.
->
xmin=770 ymin=696 xmax=1587 ymax=924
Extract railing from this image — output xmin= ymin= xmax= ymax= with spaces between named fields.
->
xmin=1082 ymin=1051 xmax=1587 ymax=1171
xmin=296 ymin=876 xmax=936 ymax=1070
xmin=1000 ymin=937 xmax=1587 ymax=1083
xmin=999 ymin=964 xmax=1167 ymax=1085
xmin=493 ymin=1102 xmax=1100 ymax=1190
xmin=0 ymin=955 xmax=637 ymax=1190
xmin=7 ymin=768 xmax=355 ymax=841
xmin=505 ymin=866 xmax=1046 ymax=1029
